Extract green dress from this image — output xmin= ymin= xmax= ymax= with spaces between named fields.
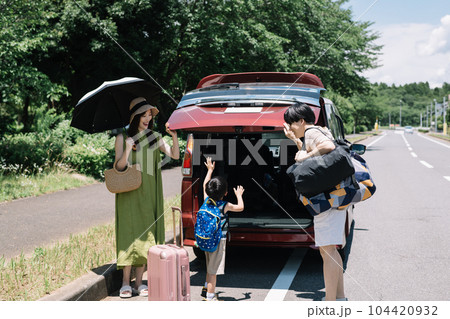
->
xmin=115 ymin=133 xmax=165 ymax=269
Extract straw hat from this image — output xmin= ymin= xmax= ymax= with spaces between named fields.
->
xmin=129 ymin=97 xmax=159 ymax=124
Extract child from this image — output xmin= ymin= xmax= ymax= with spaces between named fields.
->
xmin=200 ymin=157 xmax=244 ymax=301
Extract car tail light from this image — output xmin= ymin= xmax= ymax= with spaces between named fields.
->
xmin=182 ymin=133 xmax=194 ymax=177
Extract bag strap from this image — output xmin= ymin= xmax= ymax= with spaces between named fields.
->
xmin=206 ymin=197 xmax=217 ymax=206
xmin=304 ymin=126 xmax=332 ymax=141
xmin=305 ymin=126 xmax=351 ymax=146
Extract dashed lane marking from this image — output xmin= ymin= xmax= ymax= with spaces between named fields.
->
xmin=420 ymin=160 xmax=434 ymax=169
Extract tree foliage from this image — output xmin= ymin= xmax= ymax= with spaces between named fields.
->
xmin=1 ymin=0 xmax=382 ymax=133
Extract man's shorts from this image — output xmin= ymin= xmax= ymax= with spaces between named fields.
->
xmin=205 ymin=238 xmax=226 ymax=275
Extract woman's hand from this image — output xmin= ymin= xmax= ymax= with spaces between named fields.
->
xmin=125 ymin=137 xmax=135 ymax=152
xmin=283 ymin=122 xmax=296 ymax=140
xmin=295 ymin=150 xmax=309 ymax=162
xmin=165 ymin=122 xmax=177 ymax=137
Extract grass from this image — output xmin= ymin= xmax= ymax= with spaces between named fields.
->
xmin=0 ymin=168 xmax=97 ymax=203
xmin=347 ymin=130 xmax=381 ymax=143
xmin=429 ymin=133 xmax=450 ymax=142
xmin=0 ymin=195 xmax=181 ymax=301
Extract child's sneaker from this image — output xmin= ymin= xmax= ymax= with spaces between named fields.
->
xmin=203 ymin=293 xmax=220 ymax=301
xmin=201 ymin=287 xmax=207 ymax=298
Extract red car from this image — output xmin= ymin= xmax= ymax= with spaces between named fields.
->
xmin=167 ymin=72 xmax=355 ymax=257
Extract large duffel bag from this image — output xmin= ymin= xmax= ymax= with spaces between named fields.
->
xmin=286 ymin=136 xmax=355 ymax=198
xmin=299 ymin=152 xmax=376 ymax=216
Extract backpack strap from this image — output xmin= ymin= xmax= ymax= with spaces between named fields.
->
xmin=206 ymin=197 xmax=217 ymax=206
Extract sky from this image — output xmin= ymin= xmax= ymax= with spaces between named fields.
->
xmin=343 ymin=0 xmax=450 ymax=88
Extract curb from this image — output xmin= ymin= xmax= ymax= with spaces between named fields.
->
xmin=38 ymin=229 xmax=178 ymax=301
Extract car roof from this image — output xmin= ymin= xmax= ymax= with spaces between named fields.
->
xmin=196 ymin=72 xmax=324 ymax=89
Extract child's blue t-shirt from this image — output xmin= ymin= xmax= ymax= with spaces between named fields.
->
xmin=204 ymin=197 xmax=228 ymax=238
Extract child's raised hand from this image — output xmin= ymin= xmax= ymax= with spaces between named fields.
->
xmin=204 ymin=156 xmax=215 ymax=171
xmin=233 ymin=185 xmax=245 ymax=197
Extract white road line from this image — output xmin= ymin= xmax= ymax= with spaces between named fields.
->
xmin=444 ymin=176 xmax=450 ymax=182
xmin=264 ymin=248 xmax=307 ymax=301
xmin=411 ymin=152 xmax=418 ymax=158
xmin=420 ymin=160 xmax=434 ymax=169
xmin=418 ymin=133 xmax=450 ymax=149
xmin=408 ymin=147 xmax=412 ymax=151
xmin=401 ymin=132 xmax=410 ymax=147
xmin=366 ymin=133 xmax=386 ymax=148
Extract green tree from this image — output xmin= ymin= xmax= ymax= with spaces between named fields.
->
xmin=0 ymin=0 xmax=68 ymax=134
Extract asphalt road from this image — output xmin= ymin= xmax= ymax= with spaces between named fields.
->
xmin=0 ymin=166 xmax=182 ymax=259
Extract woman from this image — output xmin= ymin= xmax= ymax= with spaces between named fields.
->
xmin=115 ymin=97 xmax=179 ymax=298
xmin=283 ymin=102 xmax=346 ymax=301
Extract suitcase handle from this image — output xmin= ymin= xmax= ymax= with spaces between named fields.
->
xmin=171 ymin=206 xmax=184 ymax=248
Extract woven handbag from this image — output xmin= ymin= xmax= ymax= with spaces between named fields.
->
xmin=104 ymin=160 xmax=142 ymax=193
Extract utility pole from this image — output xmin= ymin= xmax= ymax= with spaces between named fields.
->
xmin=444 ymin=96 xmax=447 ymax=135
xmin=399 ymin=100 xmax=403 ymax=127
xmin=434 ymin=99 xmax=437 ymax=132
xmin=389 ymin=112 xmax=391 ymax=129
xmin=426 ymin=105 xmax=429 ymax=127
xmin=420 ymin=113 xmax=422 ymax=127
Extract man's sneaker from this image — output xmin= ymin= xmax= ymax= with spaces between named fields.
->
xmin=321 ymin=297 xmax=348 ymax=301
xmin=201 ymin=287 xmax=207 ymax=298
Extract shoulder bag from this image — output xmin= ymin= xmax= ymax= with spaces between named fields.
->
xmin=286 ymin=127 xmax=355 ymax=198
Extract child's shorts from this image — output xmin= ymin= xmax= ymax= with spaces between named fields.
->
xmin=205 ymin=238 xmax=226 ymax=275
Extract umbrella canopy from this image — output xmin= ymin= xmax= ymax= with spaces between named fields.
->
xmin=71 ymin=77 xmax=157 ymax=133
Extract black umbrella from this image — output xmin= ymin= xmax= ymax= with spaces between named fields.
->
xmin=71 ymin=77 xmax=158 ymax=133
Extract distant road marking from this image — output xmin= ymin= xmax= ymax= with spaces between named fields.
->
xmin=401 ymin=133 xmax=411 ymax=147
xmin=420 ymin=161 xmax=434 ymax=169
xmin=411 ymin=152 xmax=417 ymax=158
xmin=366 ymin=133 xmax=386 ymax=148
xmin=264 ymin=248 xmax=307 ymax=301
xmin=444 ymin=176 xmax=450 ymax=182
xmin=408 ymin=147 xmax=412 ymax=151
xmin=418 ymin=134 xmax=450 ymax=149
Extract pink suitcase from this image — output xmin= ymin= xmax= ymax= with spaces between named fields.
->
xmin=148 ymin=207 xmax=191 ymax=301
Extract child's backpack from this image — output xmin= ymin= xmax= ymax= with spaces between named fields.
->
xmin=194 ymin=198 xmax=223 ymax=252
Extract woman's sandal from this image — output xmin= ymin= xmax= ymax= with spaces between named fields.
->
xmin=135 ymin=284 xmax=148 ymax=297
xmin=119 ymin=285 xmax=133 ymax=298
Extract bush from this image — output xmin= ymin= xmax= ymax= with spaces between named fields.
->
xmin=0 ymin=133 xmax=65 ymax=174
xmin=355 ymin=125 xmax=368 ymax=134
xmin=53 ymin=120 xmax=86 ymax=146
xmin=160 ymin=135 xmax=186 ymax=168
xmin=63 ymin=133 xmax=115 ymax=179
xmin=343 ymin=123 xmax=354 ymax=135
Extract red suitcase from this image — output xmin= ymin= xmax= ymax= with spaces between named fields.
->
xmin=148 ymin=207 xmax=191 ymax=301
